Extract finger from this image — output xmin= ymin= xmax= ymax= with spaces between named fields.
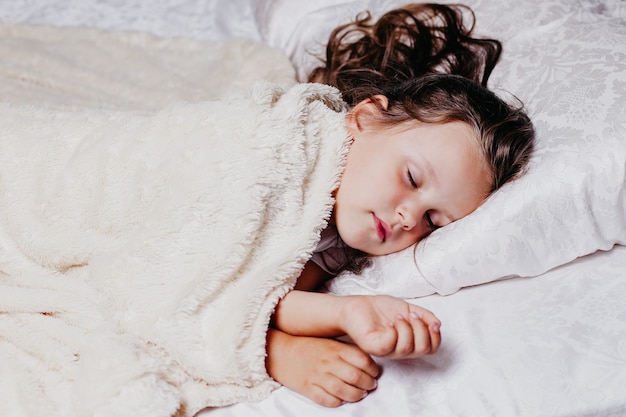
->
xmin=409 ymin=312 xmax=433 ymax=356
xmin=393 ymin=314 xmax=415 ymax=356
xmin=427 ymin=317 xmax=442 ymax=354
xmin=408 ymin=307 xmax=442 ymax=354
xmin=339 ymin=345 xmax=380 ymax=380
xmin=409 ymin=305 xmax=442 ymax=331
xmin=307 ymin=383 xmax=344 ymax=407
xmin=333 ymin=359 xmax=378 ymax=392
xmin=315 ymin=374 xmax=371 ymax=405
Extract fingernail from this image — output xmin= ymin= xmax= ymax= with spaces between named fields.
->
xmin=410 ymin=312 xmax=420 ymax=319
xmin=432 ymin=324 xmax=440 ymax=332
xmin=396 ymin=314 xmax=405 ymax=320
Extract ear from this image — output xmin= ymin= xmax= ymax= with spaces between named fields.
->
xmin=346 ymin=95 xmax=389 ymax=136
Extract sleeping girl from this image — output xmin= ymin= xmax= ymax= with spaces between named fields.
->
xmin=264 ymin=3 xmax=535 ymax=408
xmin=0 ymin=4 xmax=534 ymax=417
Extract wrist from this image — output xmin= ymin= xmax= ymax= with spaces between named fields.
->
xmin=274 ymin=290 xmax=347 ymax=337
xmin=335 ymin=294 xmax=366 ymax=336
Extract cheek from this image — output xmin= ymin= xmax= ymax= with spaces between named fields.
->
xmin=386 ymin=229 xmax=423 ymax=255
xmin=335 ymin=162 xmax=362 ymax=200
xmin=335 ymin=167 xmax=377 ymax=207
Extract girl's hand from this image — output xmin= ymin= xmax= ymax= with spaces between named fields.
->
xmin=338 ymin=295 xmax=441 ymax=359
xmin=266 ymin=329 xmax=379 ymax=407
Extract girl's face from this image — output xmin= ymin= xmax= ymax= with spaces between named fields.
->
xmin=334 ymin=99 xmax=491 ymax=256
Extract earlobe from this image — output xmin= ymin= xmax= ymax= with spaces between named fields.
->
xmin=345 ymin=110 xmax=361 ymax=136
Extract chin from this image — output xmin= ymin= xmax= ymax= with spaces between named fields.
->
xmin=351 ymin=241 xmax=387 ymax=256
xmin=368 ymin=247 xmax=395 ymax=256
xmin=336 ymin=227 xmax=365 ymax=253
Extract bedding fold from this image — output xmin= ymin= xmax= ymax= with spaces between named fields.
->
xmin=0 ymin=25 xmax=350 ymax=417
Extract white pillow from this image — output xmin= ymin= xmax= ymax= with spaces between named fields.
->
xmin=255 ymin=0 xmax=626 ymax=297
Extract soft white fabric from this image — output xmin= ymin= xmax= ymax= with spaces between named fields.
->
xmin=0 ymin=24 xmax=294 ymax=110
xmin=0 ymin=24 xmax=350 ymax=417
xmin=254 ymin=0 xmax=626 ymax=297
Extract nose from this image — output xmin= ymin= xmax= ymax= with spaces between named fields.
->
xmin=397 ymin=202 xmax=419 ymax=231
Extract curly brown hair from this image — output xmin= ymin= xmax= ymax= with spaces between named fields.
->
xmin=308 ymin=3 xmax=502 ymax=106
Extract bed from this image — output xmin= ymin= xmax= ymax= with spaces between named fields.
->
xmin=0 ymin=1 xmax=624 ymax=416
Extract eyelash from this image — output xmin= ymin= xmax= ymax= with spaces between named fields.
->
xmin=426 ymin=212 xmax=439 ymax=231
xmin=406 ymin=169 xmax=418 ymax=188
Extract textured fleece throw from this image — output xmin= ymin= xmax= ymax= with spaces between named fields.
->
xmin=0 ymin=25 xmax=350 ymax=417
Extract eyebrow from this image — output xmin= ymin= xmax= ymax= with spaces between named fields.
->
xmin=422 ymin=157 xmax=438 ymax=185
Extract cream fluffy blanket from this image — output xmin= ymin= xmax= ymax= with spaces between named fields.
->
xmin=0 ymin=25 xmax=350 ymax=417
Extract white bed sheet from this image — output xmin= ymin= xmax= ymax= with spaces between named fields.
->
xmin=206 ymin=245 xmax=626 ymax=417
xmin=1 ymin=1 xmax=625 ymax=417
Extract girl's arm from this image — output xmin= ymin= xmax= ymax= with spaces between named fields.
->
xmin=273 ymin=289 xmax=442 ymax=359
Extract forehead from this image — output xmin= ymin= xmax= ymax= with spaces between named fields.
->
xmin=387 ymin=120 xmax=480 ymax=157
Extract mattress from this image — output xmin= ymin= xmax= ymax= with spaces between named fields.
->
xmin=1 ymin=1 xmax=625 ymax=416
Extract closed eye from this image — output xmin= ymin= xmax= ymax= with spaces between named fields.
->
xmin=406 ymin=169 xmax=417 ymax=188
xmin=426 ymin=211 xmax=441 ymax=231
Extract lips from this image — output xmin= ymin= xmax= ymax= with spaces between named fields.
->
xmin=373 ymin=214 xmax=390 ymax=243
